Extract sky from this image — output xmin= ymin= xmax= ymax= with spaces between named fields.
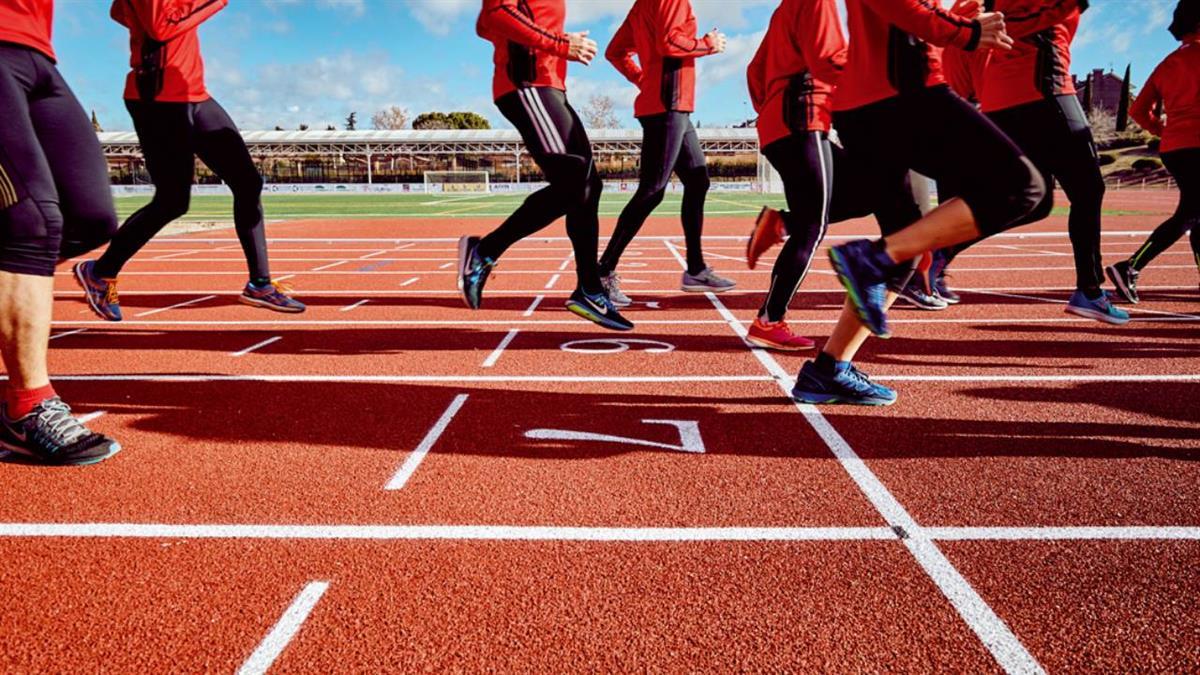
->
xmin=51 ymin=0 xmax=1183 ymax=133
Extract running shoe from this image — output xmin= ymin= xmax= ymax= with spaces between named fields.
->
xmin=746 ymin=317 xmax=816 ymax=351
xmin=681 ymin=266 xmax=737 ymax=293
xmin=1105 ymin=260 xmax=1140 ymax=304
xmin=73 ymin=260 xmax=122 ymax=322
xmin=602 ymin=272 xmax=632 ymax=307
xmin=0 ymin=398 xmax=120 ymax=466
xmin=897 ymin=276 xmax=948 ymax=311
xmin=1065 ymin=289 xmax=1130 ymax=325
xmin=566 ymin=288 xmax=634 ymax=331
xmin=791 ymin=360 xmax=897 ymax=406
xmin=828 ymin=239 xmax=894 ymax=338
xmin=240 ymin=281 xmax=306 ymax=313
xmin=458 ymin=235 xmax=495 ymax=310
xmin=928 ymin=250 xmax=961 ymax=305
xmin=746 ymin=206 xmax=786 ymax=270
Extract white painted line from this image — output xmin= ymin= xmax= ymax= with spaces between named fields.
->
xmin=967 ymin=288 xmax=1200 ymax=321
xmin=399 ymin=277 xmax=420 ymax=287
xmin=309 ymin=260 xmax=348 ymax=272
xmin=481 ymin=329 xmax=519 ymax=368
xmin=133 ymin=295 xmax=217 ymax=318
xmin=439 ymin=262 xmax=454 ymax=269
xmin=557 ymin=256 xmax=572 ymax=271
xmin=927 ymin=526 xmax=1200 ymax=541
xmin=75 ymin=411 xmax=106 ymax=424
xmin=105 ymin=231 xmax=1172 ymax=243
xmin=237 ymin=581 xmax=329 ymax=675
xmin=544 ymin=274 xmax=561 ymax=290
xmin=393 ymin=243 xmax=416 ymax=251
xmin=358 ymin=250 xmax=388 ymax=259
xmin=152 ymin=250 xmax=199 ymax=260
xmin=0 ymin=374 xmax=785 ymax=384
xmin=274 ymin=275 xmax=296 ymax=282
xmin=231 ymin=336 xmax=282 ymax=358
xmin=875 ymin=374 xmax=1200 ymax=382
xmin=49 ymin=328 xmax=89 ymax=341
xmin=522 ymin=294 xmax=545 ymax=316
xmin=527 ymin=419 xmax=705 ymax=453
xmin=385 ymin=393 xmax=469 ymax=490
xmin=339 ymin=300 xmax=369 ymax=313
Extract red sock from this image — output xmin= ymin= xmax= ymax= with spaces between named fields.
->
xmin=5 ymin=383 xmax=56 ymax=419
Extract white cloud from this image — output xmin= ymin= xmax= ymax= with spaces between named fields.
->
xmin=408 ymin=0 xmax=476 ymax=35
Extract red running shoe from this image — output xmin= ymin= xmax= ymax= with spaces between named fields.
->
xmin=746 ymin=206 xmax=786 ymax=270
xmin=746 ymin=317 xmax=816 ymax=351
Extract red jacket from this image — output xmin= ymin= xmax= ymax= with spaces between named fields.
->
xmin=606 ymin=0 xmax=718 ymax=117
xmin=112 ymin=0 xmax=226 ymax=103
xmin=0 ymin=0 xmax=55 ymax=61
xmin=942 ymin=45 xmax=988 ymax=104
xmin=979 ymin=0 xmax=1084 ymax=112
xmin=1131 ymin=38 xmax=1200 ymax=153
xmin=477 ymin=0 xmax=571 ymax=101
xmin=834 ymin=0 xmax=982 ymax=112
xmin=747 ymin=0 xmax=846 ymax=146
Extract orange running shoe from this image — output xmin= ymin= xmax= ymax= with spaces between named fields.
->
xmin=746 ymin=317 xmax=816 ymax=351
xmin=746 ymin=206 xmax=787 ymax=270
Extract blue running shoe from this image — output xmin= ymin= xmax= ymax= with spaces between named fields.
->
xmin=1065 ymin=289 xmax=1130 ymax=325
xmin=240 ymin=281 xmax=306 ymax=313
xmin=929 ymin=249 xmax=961 ymax=305
xmin=791 ymin=360 xmax=897 ymax=406
xmin=566 ymin=288 xmax=635 ymax=331
xmin=73 ymin=260 xmax=122 ymax=321
xmin=458 ymin=235 xmax=495 ymax=310
xmin=828 ymin=239 xmax=894 ymax=338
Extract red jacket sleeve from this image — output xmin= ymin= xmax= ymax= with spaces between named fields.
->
xmin=794 ymin=0 xmax=847 ymax=86
xmin=1129 ymin=70 xmax=1164 ymax=137
xmin=860 ymin=0 xmax=982 ymax=51
xmin=996 ymin=0 xmax=1083 ymax=39
xmin=122 ymin=0 xmax=228 ymax=42
xmin=478 ymin=0 xmax=571 ymax=58
xmin=657 ymin=0 xmax=715 ymax=58
xmin=606 ymin=15 xmax=642 ymax=84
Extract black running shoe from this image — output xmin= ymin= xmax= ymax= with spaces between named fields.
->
xmin=457 ymin=235 xmax=495 ymax=310
xmin=1105 ymin=260 xmax=1140 ymax=304
xmin=897 ymin=276 xmax=948 ymax=311
xmin=828 ymin=239 xmax=895 ymax=338
xmin=0 ymin=398 xmax=120 ymax=466
xmin=566 ymin=288 xmax=635 ymax=331
xmin=929 ymin=249 xmax=960 ymax=305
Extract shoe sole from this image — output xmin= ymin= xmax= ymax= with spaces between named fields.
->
xmin=745 ymin=335 xmax=815 ymax=351
xmin=566 ymin=302 xmax=634 ymax=332
xmin=681 ymin=284 xmax=737 ymax=293
xmin=238 ymin=296 xmax=306 ymax=313
xmin=0 ymin=439 xmax=121 ymax=466
xmin=609 ymin=295 xmax=633 ymax=308
xmin=1064 ymin=304 xmax=1130 ymax=325
xmin=828 ymin=248 xmax=891 ymax=339
xmin=938 ymin=295 xmax=961 ymax=305
xmin=457 ymin=236 xmax=481 ymax=310
xmin=1104 ymin=266 xmax=1139 ymax=304
xmin=72 ymin=263 xmax=122 ymax=322
xmin=791 ymin=391 xmax=896 ymax=407
xmin=899 ymin=294 xmax=948 ymax=311
xmin=746 ymin=207 xmax=776 ymax=271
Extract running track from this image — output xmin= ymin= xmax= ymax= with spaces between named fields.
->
xmin=3 ymin=190 xmax=1199 ymax=672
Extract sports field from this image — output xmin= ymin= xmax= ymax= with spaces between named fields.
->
xmin=3 ymin=188 xmax=1198 ymax=672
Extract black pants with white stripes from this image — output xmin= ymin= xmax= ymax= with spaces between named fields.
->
xmin=599 ymin=112 xmax=710 ymax=276
xmin=479 ymin=86 xmax=602 ymax=295
xmin=761 ymin=132 xmax=922 ymax=322
xmin=1128 ymin=148 xmax=1200 ymax=273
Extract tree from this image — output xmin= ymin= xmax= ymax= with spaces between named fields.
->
xmin=326 ymin=124 xmax=337 ymax=131
xmin=448 ymin=111 xmax=490 ymax=129
xmin=298 ymin=123 xmax=309 ymax=131
xmin=1116 ymin=64 xmax=1132 ymax=133
xmin=345 ymin=112 xmax=357 ymax=131
xmin=90 ymin=110 xmax=102 ymax=133
xmin=581 ymin=94 xmax=619 ymax=129
xmin=274 ymin=125 xmax=284 ymax=131
xmin=412 ymin=112 xmax=452 ymax=129
xmin=372 ymin=106 xmax=410 ymax=130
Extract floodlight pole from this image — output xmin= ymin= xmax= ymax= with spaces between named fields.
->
xmin=515 ymin=150 xmax=522 ymax=183
xmin=365 ymin=145 xmax=373 ymax=185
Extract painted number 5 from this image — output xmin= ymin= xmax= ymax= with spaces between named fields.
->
xmin=525 ymin=419 xmax=705 ymax=454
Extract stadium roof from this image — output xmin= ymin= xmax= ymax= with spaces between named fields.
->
xmin=98 ymin=128 xmax=760 ymax=157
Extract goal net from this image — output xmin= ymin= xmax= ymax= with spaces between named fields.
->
xmin=423 ymin=170 xmax=491 ymax=193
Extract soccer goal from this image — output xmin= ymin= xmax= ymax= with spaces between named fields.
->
xmin=423 ymin=170 xmax=491 ymax=194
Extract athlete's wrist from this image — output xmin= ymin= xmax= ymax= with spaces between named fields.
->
xmin=964 ymin=20 xmax=983 ymax=51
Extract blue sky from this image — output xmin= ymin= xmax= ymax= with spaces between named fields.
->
xmin=52 ymin=0 xmax=1182 ymax=132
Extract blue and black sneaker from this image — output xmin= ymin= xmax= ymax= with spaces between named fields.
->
xmin=929 ymin=249 xmax=960 ymax=305
xmin=73 ymin=260 xmax=122 ymax=322
xmin=1065 ymin=289 xmax=1130 ymax=325
xmin=566 ymin=288 xmax=634 ymax=331
xmin=828 ymin=239 xmax=895 ymax=338
xmin=791 ymin=360 xmax=897 ymax=406
xmin=458 ymin=235 xmax=495 ymax=310
xmin=0 ymin=398 xmax=120 ymax=466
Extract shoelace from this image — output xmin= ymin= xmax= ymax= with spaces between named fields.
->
xmin=103 ymin=278 xmax=120 ymax=305
xmin=33 ymin=399 xmax=90 ymax=450
xmin=844 ymin=365 xmax=878 ymax=394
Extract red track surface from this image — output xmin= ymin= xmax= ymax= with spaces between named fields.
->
xmin=3 ymin=190 xmax=1198 ymax=672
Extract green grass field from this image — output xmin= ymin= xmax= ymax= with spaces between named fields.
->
xmin=111 ymin=190 xmax=1138 ymax=222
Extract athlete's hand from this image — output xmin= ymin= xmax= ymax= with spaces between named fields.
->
xmin=950 ymin=0 xmax=983 ymax=19
xmin=567 ymin=31 xmax=598 ymax=64
xmin=705 ymin=29 xmax=727 ymax=54
xmin=975 ymin=12 xmax=1013 ymax=51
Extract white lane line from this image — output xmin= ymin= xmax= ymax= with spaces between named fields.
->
xmin=152 ymin=250 xmax=199 ymax=260
xmin=399 ymin=277 xmax=420 ymax=287
xmin=358 ymin=250 xmax=389 ymax=259
xmin=666 ymin=239 xmax=1043 ymax=675
xmin=7 ymin=374 xmax=771 ymax=384
xmin=133 ymin=295 xmax=218 ymax=318
xmin=274 ymin=275 xmax=296 ymax=282
xmin=237 ymin=581 xmax=329 ymax=675
xmin=231 ymin=336 xmax=282 ymax=358
xmin=339 ymin=300 xmax=369 ymax=313
xmin=385 ymin=393 xmax=469 ymax=490
xmin=544 ymin=274 xmax=561 ymax=290
xmin=49 ymin=328 xmax=89 ymax=341
xmin=557 ymin=256 xmax=572 ymax=271
xmin=967 ymin=288 xmax=1200 ymax=320
xmin=393 ymin=242 xmax=416 ymax=251
xmin=995 ymin=244 xmax=1069 ymax=256
xmin=439 ymin=262 xmax=454 ymax=269
xmin=481 ymin=329 xmax=520 ymax=368
xmin=875 ymin=374 xmax=1200 ymax=382
xmin=522 ymin=295 xmax=545 ymax=316
xmin=75 ymin=411 xmax=106 ymax=424
xmin=130 ymin=232 xmax=1169 ymax=243
xmin=928 ymin=526 xmax=1200 ymax=541
xmin=309 ymin=260 xmax=348 ymax=272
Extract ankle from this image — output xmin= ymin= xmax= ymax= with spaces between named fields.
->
xmin=6 ymin=383 xmax=56 ymax=420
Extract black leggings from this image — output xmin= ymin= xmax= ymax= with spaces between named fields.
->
xmin=944 ymin=95 xmax=1106 ymax=292
xmin=759 ymin=132 xmax=923 ymax=322
xmin=479 ymin=86 xmax=602 ymax=294
xmin=1128 ymin=148 xmax=1200 ymax=273
xmin=0 ymin=43 xmax=117 ymax=277
xmin=96 ymin=98 xmax=269 ymax=282
xmin=600 ymin=112 xmax=710 ymax=276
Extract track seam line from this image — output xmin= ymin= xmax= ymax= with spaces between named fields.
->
xmin=385 ymin=393 xmax=469 ymax=490
xmin=339 ymin=299 xmax=369 ymax=312
xmin=544 ymin=274 xmax=561 ymax=290
xmin=231 ymin=336 xmax=282 ymax=358
xmin=482 ymin=329 xmax=520 ymax=368
xmin=237 ymin=581 xmax=329 ymax=675
xmin=400 ymin=277 xmax=420 ymax=287
xmin=662 ymin=240 xmax=1043 ymax=675
xmin=133 ymin=295 xmax=217 ymax=318
xmin=309 ymin=260 xmax=348 ymax=272
xmin=49 ymin=328 xmax=88 ymax=341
